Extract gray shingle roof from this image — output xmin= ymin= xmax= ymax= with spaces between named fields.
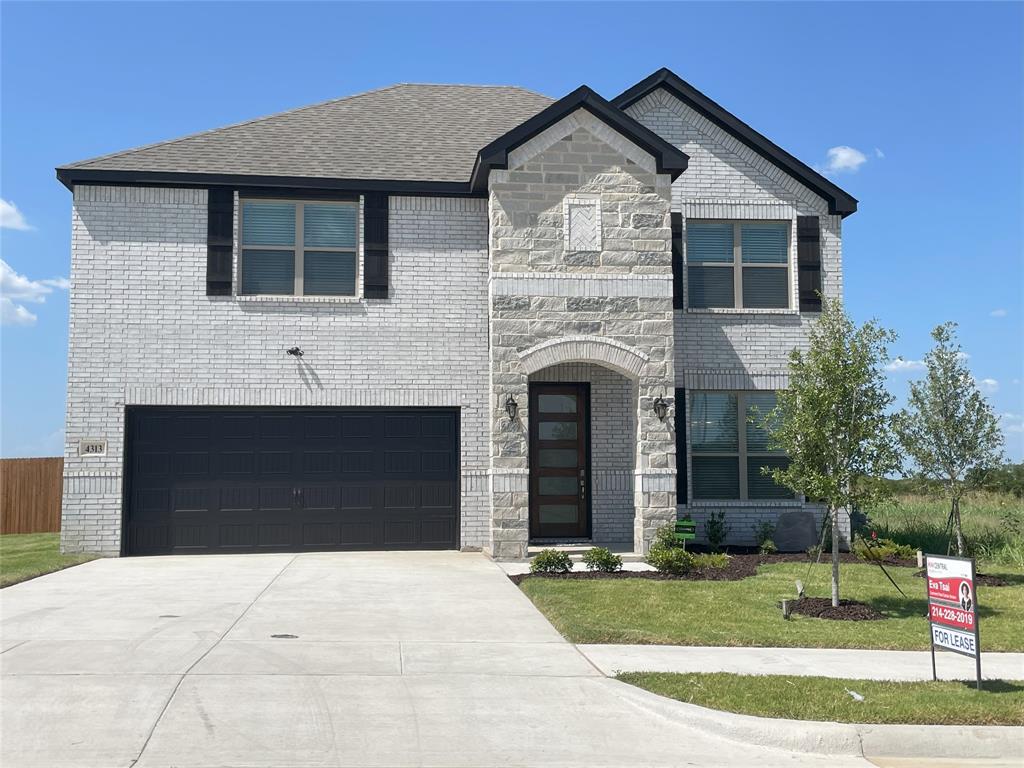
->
xmin=59 ymin=84 xmax=554 ymax=184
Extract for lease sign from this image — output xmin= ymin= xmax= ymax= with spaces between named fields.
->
xmin=926 ymin=554 xmax=978 ymax=658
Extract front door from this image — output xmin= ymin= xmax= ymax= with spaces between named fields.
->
xmin=529 ymin=383 xmax=590 ymax=539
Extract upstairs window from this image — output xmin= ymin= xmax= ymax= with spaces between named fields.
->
xmin=240 ymin=200 xmax=358 ymax=296
xmin=690 ymin=391 xmax=793 ymax=500
xmin=687 ymin=221 xmax=790 ymax=309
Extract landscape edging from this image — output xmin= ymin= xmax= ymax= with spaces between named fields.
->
xmin=607 ymin=678 xmax=1021 ymax=760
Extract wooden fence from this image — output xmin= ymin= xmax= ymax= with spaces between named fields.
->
xmin=1 ymin=457 xmax=63 ymax=534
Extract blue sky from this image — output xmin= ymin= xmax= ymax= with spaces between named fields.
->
xmin=2 ymin=1 xmax=1021 ymax=461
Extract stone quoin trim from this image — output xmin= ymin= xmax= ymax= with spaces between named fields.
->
xmin=517 ymin=336 xmax=650 ymax=380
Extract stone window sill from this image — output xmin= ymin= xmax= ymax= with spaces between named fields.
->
xmin=686 ymin=307 xmax=800 ymax=316
xmin=234 ymin=295 xmax=366 ymax=305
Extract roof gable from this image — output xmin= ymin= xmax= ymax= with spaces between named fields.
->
xmin=613 ymin=69 xmax=857 ymax=216
xmin=469 ymin=86 xmax=689 ymax=193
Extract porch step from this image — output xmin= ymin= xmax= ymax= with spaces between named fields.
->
xmin=527 ymin=542 xmax=644 ymax=563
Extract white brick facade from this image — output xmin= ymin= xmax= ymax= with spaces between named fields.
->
xmin=61 ymin=83 xmax=847 ymax=558
xmin=62 ymin=188 xmax=491 ymax=554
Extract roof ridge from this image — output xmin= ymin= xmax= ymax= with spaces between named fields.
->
xmin=60 ymin=82 xmax=412 ymax=170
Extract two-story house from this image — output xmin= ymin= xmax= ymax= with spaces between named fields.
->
xmin=57 ymin=68 xmax=856 ymax=559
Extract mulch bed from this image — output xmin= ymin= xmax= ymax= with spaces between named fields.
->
xmin=787 ymin=597 xmax=885 ymax=621
xmin=509 ymin=552 xmax=917 ymax=585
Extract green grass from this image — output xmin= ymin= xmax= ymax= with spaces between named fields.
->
xmin=0 ymin=533 xmax=97 ymax=587
xmin=519 ymin=561 xmax=1024 ymax=650
xmin=616 ymin=672 xmax=1024 ymax=726
xmin=865 ymin=491 xmax=1024 ymax=568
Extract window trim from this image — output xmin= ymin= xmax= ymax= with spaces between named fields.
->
xmin=690 ymin=390 xmax=793 ymax=501
xmin=238 ymin=197 xmax=360 ymax=297
xmin=686 ymin=219 xmax=791 ymax=310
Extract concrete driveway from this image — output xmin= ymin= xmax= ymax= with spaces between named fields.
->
xmin=1 ymin=552 xmax=872 ymax=767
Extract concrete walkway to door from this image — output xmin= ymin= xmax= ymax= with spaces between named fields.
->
xmin=3 ymin=551 xmax=884 ymax=767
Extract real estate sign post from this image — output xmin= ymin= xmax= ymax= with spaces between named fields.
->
xmin=925 ymin=553 xmax=982 ymax=689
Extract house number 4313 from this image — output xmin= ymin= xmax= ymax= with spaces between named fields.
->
xmin=78 ymin=440 xmax=107 ymax=457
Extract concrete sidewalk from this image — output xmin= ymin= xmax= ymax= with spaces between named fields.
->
xmin=579 ymin=643 xmax=1024 ymax=681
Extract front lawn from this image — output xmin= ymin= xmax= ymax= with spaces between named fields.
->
xmin=617 ymin=672 xmax=1024 ymax=725
xmin=518 ymin=561 xmax=1024 ymax=650
xmin=0 ymin=533 xmax=97 ymax=587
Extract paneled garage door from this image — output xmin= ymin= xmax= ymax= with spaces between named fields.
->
xmin=124 ymin=407 xmax=459 ymax=555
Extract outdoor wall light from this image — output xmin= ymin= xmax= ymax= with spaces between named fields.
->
xmin=652 ymin=395 xmax=669 ymax=422
xmin=504 ymin=393 xmax=519 ymax=421
xmin=286 ymin=347 xmax=304 ymax=358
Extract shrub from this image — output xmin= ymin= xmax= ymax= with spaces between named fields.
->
xmin=691 ymin=552 xmax=729 ymax=569
xmin=705 ymin=510 xmax=731 ymax=552
xmin=529 ymin=549 xmax=573 ymax=574
xmin=759 ymin=539 xmax=778 ymax=555
xmin=753 ymin=521 xmax=776 ymax=548
xmin=653 ymin=523 xmax=681 ymax=550
xmin=807 ymin=544 xmax=822 ymax=559
xmin=647 ymin=543 xmax=695 ymax=575
xmin=853 ymin=536 xmax=915 ymax=562
xmin=582 ymin=547 xmax=623 ymax=573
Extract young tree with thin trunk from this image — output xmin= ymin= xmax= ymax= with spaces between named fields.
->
xmin=894 ymin=322 xmax=1004 ymax=557
xmin=762 ymin=298 xmax=901 ymax=607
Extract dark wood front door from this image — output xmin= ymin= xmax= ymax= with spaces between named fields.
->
xmin=529 ymin=383 xmax=590 ymax=539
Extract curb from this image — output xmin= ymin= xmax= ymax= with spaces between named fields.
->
xmin=607 ymin=678 xmax=1023 ymax=760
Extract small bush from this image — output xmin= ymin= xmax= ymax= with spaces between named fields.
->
xmin=759 ymin=539 xmax=778 ymax=555
xmin=654 ymin=524 xmax=682 ymax=550
xmin=806 ymin=544 xmax=822 ymax=559
xmin=853 ymin=536 xmax=915 ymax=562
xmin=705 ymin=510 xmax=731 ymax=552
xmin=582 ymin=547 xmax=623 ymax=573
xmin=647 ymin=543 xmax=695 ymax=574
xmin=530 ymin=549 xmax=573 ymax=574
xmin=753 ymin=521 xmax=776 ymax=548
xmin=691 ymin=552 xmax=729 ymax=569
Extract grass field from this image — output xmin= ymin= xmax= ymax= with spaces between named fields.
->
xmin=616 ymin=672 xmax=1024 ymax=725
xmin=0 ymin=533 xmax=97 ymax=587
xmin=519 ymin=561 xmax=1024 ymax=650
xmin=864 ymin=491 xmax=1023 ymax=568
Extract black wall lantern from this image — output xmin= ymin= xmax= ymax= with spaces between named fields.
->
xmin=652 ymin=395 xmax=669 ymax=422
xmin=504 ymin=393 xmax=519 ymax=421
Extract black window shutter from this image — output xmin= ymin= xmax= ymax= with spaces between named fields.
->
xmin=206 ymin=188 xmax=233 ymax=296
xmin=363 ymin=193 xmax=389 ymax=299
xmin=671 ymin=213 xmax=684 ymax=310
xmin=797 ymin=215 xmax=822 ymax=312
xmin=675 ymin=387 xmax=688 ymax=504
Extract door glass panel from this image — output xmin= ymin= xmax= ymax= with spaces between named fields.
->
xmin=539 ymin=476 xmax=578 ymax=496
xmin=538 ymin=449 xmax=577 ymax=468
xmin=538 ymin=422 xmax=578 ymax=440
xmin=538 ymin=394 xmax=577 ymax=413
xmin=539 ymin=504 xmax=578 ymax=524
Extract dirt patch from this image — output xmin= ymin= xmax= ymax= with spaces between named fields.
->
xmin=788 ymin=596 xmax=885 ymax=621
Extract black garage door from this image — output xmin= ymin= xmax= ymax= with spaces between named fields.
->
xmin=124 ymin=407 xmax=459 ymax=555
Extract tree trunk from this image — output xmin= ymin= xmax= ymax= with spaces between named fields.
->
xmin=953 ymin=497 xmax=966 ymax=557
xmin=831 ymin=506 xmax=841 ymax=608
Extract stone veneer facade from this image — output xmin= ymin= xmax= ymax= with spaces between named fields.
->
xmin=61 ymin=86 xmax=846 ymax=558
xmin=487 ymin=109 xmax=677 ymax=559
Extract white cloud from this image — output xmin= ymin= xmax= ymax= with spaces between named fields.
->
xmin=820 ymin=146 xmax=868 ymax=175
xmin=1 ymin=297 xmax=37 ymax=326
xmin=874 ymin=148 xmax=885 ymax=159
xmin=0 ymin=259 xmax=69 ymax=326
xmin=885 ymin=357 xmax=926 ymax=372
xmin=1001 ymin=413 xmax=1024 ymax=434
xmin=977 ymin=378 xmax=999 ymax=394
xmin=0 ymin=199 xmax=32 ymax=230
xmin=989 ymin=308 xmax=1008 ymax=318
